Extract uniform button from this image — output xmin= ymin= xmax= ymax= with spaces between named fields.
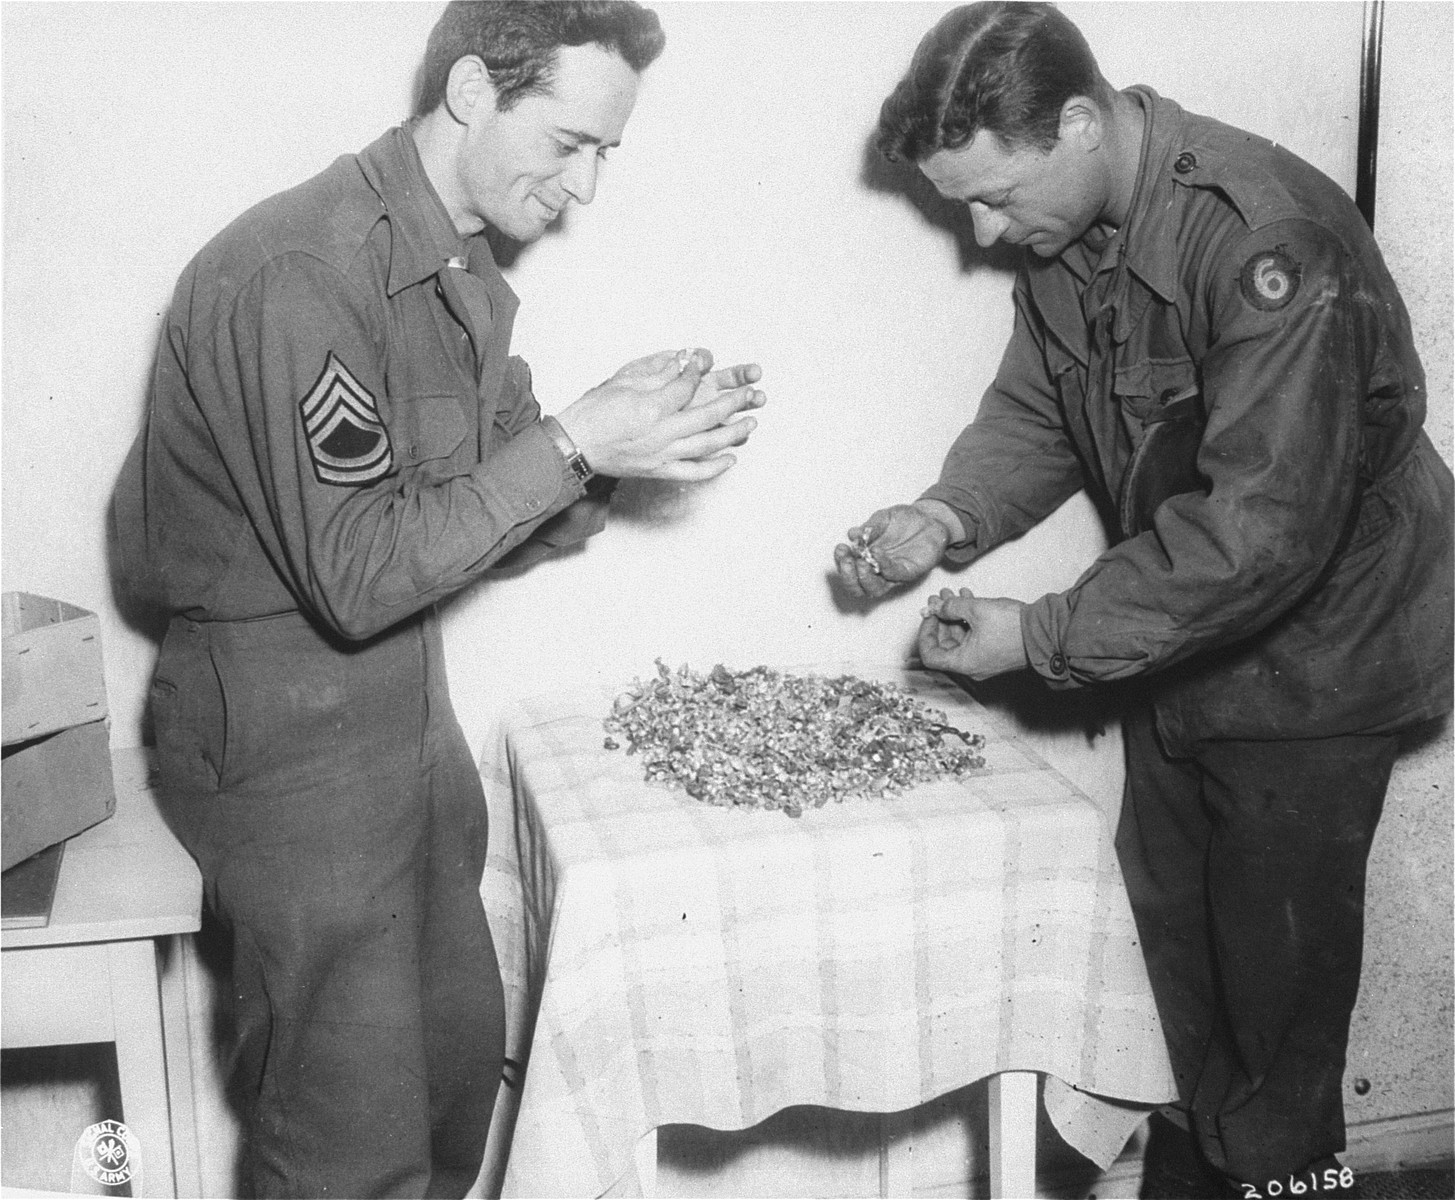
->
xmin=1174 ymin=151 xmax=1197 ymax=174
xmin=1049 ymin=653 xmax=1067 ymax=675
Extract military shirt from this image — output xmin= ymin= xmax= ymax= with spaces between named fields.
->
xmin=114 ymin=127 xmax=608 ymax=641
xmin=923 ymin=88 xmax=1453 ymax=747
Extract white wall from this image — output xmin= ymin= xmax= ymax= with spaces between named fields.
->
xmin=1345 ymin=0 xmax=1455 ymax=1128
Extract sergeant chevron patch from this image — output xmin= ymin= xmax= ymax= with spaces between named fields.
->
xmin=300 ymin=353 xmax=392 ymax=486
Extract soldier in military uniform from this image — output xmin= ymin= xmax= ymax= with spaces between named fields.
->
xmin=834 ymin=3 xmax=1452 ymax=1196
xmin=111 ymin=3 xmax=764 ymax=1196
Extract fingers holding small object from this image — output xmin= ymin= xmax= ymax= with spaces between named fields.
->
xmin=847 ymin=510 xmax=891 ymax=546
xmin=675 ymin=347 xmax=713 ymax=374
xmin=833 ymin=544 xmax=893 ymax=598
xmin=937 ymin=587 xmax=978 ymax=623
xmin=645 ymin=348 xmax=711 ymax=412
xmin=617 ymin=349 xmax=695 ymax=379
xmin=922 ymin=587 xmax=969 ymax=623
xmin=850 ymin=528 xmax=882 ymax=575
xmin=844 ymin=513 xmax=894 ymax=571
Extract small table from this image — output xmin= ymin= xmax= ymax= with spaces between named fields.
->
xmin=2 ymin=749 xmax=203 ymax=1199
xmin=477 ymin=666 xmax=1175 ymax=1198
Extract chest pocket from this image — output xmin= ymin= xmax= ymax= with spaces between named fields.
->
xmin=391 ymin=395 xmax=469 ymax=475
xmin=1116 ymin=359 xmax=1206 ymax=539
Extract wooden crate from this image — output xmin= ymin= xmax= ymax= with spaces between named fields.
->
xmin=1 ymin=718 xmax=116 ymax=871
xmin=2 ymin=592 xmax=108 ymax=747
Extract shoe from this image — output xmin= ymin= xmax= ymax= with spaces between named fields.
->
xmin=1139 ymin=1112 xmax=1240 ymax=1199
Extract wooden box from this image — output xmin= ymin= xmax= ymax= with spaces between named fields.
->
xmin=2 ymin=718 xmax=116 ymax=871
xmin=2 ymin=592 xmax=109 ymax=746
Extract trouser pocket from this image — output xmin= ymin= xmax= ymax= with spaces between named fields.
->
xmin=152 ymin=619 xmax=227 ymax=793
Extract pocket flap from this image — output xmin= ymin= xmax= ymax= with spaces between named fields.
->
xmin=395 ymin=396 xmax=468 ymax=466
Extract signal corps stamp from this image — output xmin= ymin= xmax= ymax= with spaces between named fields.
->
xmin=76 ymin=1119 xmax=140 ymax=1188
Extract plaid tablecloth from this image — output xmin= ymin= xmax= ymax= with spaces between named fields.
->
xmin=478 ymin=667 xmax=1175 ymax=1197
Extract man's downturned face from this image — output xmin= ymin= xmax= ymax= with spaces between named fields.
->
xmin=921 ymin=124 xmax=1107 ymax=259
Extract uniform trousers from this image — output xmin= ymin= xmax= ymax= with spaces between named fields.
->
xmin=1116 ymin=705 xmax=1397 ymax=1187
xmin=150 ymin=609 xmax=504 ymax=1199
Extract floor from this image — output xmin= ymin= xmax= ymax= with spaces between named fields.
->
xmin=2 ymin=1047 xmax=1451 ymax=1198
xmin=1071 ymin=1156 xmax=1455 ymax=1200
xmin=1352 ymin=1166 xmax=1455 ymax=1199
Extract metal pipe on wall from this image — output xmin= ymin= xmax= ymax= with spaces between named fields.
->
xmin=1356 ymin=0 xmax=1385 ymax=229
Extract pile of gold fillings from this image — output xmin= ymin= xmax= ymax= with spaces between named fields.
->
xmin=603 ymin=661 xmax=986 ymax=817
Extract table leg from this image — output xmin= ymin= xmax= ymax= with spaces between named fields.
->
xmin=159 ymin=935 xmax=202 ymax=1200
xmin=879 ymin=1110 xmax=915 ymax=1197
xmin=633 ymin=1127 xmax=658 ymax=1198
xmin=988 ymin=1071 xmax=1037 ymax=1200
xmin=107 ymin=940 xmax=177 ymax=1198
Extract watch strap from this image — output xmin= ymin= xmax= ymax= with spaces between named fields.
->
xmin=541 ymin=415 xmax=594 ymax=485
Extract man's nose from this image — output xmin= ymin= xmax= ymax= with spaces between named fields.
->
xmin=561 ymin=152 xmax=600 ymax=206
xmin=968 ymin=202 xmax=1008 ymax=247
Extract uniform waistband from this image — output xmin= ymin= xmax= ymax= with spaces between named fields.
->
xmin=172 ymin=609 xmax=315 ymax=631
xmin=169 ymin=605 xmax=437 ymax=657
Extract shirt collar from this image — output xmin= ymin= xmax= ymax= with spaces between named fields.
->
xmin=356 ymin=125 xmax=499 ymax=295
xmin=1051 ymin=86 xmax=1184 ymax=305
xmin=1113 ymin=85 xmax=1186 ymax=303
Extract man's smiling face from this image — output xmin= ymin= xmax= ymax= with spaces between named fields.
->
xmin=454 ymin=42 xmax=640 ymax=242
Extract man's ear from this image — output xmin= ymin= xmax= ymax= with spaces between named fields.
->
xmin=444 ymin=55 xmax=497 ymax=124
xmin=1058 ymin=95 xmax=1103 ymax=151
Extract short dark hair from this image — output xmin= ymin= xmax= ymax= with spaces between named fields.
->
xmin=876 ymin=2 xmax=1106 ymax=162
xmin=414 ymin=0 xmax=666 ymax=117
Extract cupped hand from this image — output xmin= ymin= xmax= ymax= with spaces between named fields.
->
xmin=916 ymin=587 xmax=1030 ymax=680
xmin=557 ymin=350 xmax=766 ymax=481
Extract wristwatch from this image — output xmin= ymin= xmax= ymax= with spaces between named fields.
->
xmin=541 ymin=416 xmax=594 ymax=485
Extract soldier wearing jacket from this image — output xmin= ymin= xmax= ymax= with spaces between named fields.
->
xmin=111 ymin=3 xmax=764 ymax=1196
xmin=836 ymin=4 xmax=1452 ymax=1196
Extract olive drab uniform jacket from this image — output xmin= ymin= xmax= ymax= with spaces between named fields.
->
xmin=922 ymin=88 xmax=1453 ymax=753
xmin=114 ymin=127 xmax=608 ymax=642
